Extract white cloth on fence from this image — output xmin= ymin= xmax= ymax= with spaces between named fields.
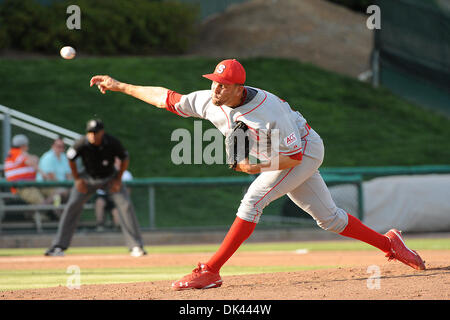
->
xmin=329 ymin=174 xmax=450 ymax=233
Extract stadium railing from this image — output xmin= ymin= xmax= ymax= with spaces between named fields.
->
xmin=1 ymin=164 xmax=449 ymax=233
xmin=0 ymin=173 xmax=363 ymax=232
xmin=321 ymin=165 xmax=450 ymax=177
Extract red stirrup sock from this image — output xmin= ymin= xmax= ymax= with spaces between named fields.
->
xmin=339 ymin=213 xmax=391 ymax=253
xmin=206 ymin=217 xmax=256 ymax=273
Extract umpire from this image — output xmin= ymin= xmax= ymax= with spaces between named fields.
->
xmin=45 ymin=119 xmax=146 ymax=257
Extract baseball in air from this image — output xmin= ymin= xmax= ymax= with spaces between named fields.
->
xmin=60 ymin=46 xmax=76 ymax=59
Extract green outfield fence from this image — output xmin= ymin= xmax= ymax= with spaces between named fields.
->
xmin=1 ymin=165 xmax=450 ymax=233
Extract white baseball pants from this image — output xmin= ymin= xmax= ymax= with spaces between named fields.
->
xmin=236 ymin=140 xmax=349 ymax=233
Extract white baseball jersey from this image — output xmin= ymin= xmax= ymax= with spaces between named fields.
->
xmin=168 ymin=86 xmax=348 ymax=230
xmin=170 ymin=87 xmax=323 ymax=161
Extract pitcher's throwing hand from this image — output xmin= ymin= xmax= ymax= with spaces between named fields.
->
xmin=90 ymin=75 xmax=122 ymax=94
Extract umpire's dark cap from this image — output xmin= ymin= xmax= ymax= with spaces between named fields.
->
xmin=86 ymin=119 xmax=104 ymax=132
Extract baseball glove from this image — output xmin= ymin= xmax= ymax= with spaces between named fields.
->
xmin=225 ymin=121 xmax=250 ymax=170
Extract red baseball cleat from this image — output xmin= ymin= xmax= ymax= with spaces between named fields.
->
xmin=172 ymin=263 xmax=222 ymax=291
xmin=384 ymin=229 xmax=426 ymax=270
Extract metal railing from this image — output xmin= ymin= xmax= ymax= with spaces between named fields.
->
xmin=2 ymin=165 xmax=449 ymax=232
xmin=0 ymin=174 xmax=364 ymax=230
xmin=321 ymin=165 xmax=450 ymax=177
xmin=0 ymin=105 xmax=82 ymax=161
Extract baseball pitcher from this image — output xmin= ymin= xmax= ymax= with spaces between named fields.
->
xmin=90 ymin=59 xmax=425 ymax=291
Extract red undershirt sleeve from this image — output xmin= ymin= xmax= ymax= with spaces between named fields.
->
xmin=288 ymin=151 xmax=303 ymax=161
xmin=165 ymin=90 xmax=182 ymax=115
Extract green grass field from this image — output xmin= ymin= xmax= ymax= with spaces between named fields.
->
xmin=1 ymin=238 xmax=449 ymax=291
xmin=2 ymin=237 xmax=450 ymax=256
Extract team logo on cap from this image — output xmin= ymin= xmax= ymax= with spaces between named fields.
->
xmin=216 ymin=64 xmax=226 ymax=74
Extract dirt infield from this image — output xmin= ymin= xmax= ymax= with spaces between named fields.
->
xmin=1 ymin=249 xmax=449 ymax=300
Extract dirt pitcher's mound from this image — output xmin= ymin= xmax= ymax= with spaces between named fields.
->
xmin=189 ymin=0 xmax=373 ymax=78
xmin=1 ymin=250 xmax=449 ymax=300
xmin=3 ymin=265 xmax=449 ymax=300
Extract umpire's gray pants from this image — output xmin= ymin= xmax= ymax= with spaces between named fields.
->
xmin=51 ymin=175 xmax=143 ymax=250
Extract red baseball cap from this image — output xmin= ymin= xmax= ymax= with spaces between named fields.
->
xmin=202 ymin=59 xmax=246 ymax=85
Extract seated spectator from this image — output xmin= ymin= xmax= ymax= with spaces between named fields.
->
xmin=95 ymin=157 xmax=133 ymax=231
xmin=38 ymin=138 xmax=72 ymax=182
xmin=37 ymin=138 xmax=72 ymax=212
xmin=4 ymin=134 xmax=59 ymax=219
